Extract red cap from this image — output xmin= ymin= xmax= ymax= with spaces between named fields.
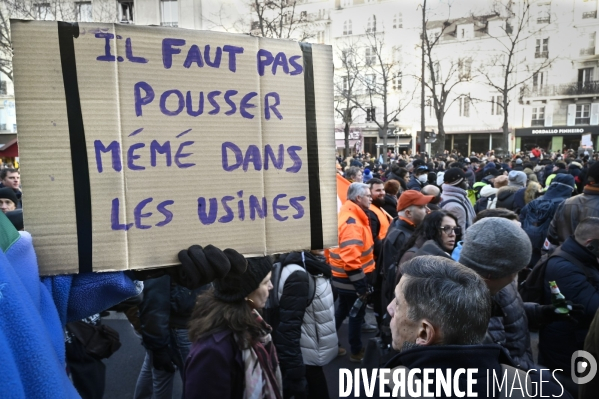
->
xmin=397 ymin=190 xmax=434 ymax=211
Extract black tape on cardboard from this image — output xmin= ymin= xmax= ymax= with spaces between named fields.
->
xmin=299 ymin=43 xmax=324 ymax=250
xmin=57 ymin=22 xmax=93 ymax=273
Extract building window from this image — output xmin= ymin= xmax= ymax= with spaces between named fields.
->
xmin=579 ymin=67 xmax=594 ymax=87
xmin=365 ymin=46 xmax=376 ymax=65
xmin=342 ymin=76 xmax=349 ymax=94
xmin=582 ymin=0 xmax=597 ymax=19
xmin=576 ymin=104 xmax=591 ymax=124
xmin=366 ymin=107 xmax=376 ymax=122
xmin=0 ymin=80 xmax=7 ymax=95
xmin=36 ymin=3 xmax=53 ymax=20
xmin=458 ymin=58 xmax=472 ymax=79
xmin=533 ymin=71 xmax=546 ymax=91
xmin=581 ymin=32 xmax=596 ymax=56
xmin=393 ymin=13 xmax=402 ymax=29
xmin=76 ymin=2 xmax=92 ymax=22
xmin=119 ymin=1 xmax=134 ymax=23
xmin=160 ymin=0 xmax=178 ymax=27
xmin=459 ymin=96 xmax=470 ymax=117
xmin=392 ymin=72 xmax=402 ymax=91
xmin=367 ymin=15 xmax=376 ymax=33
xmin=343 ymin=20 xmax=352 ymax=35
xmin=535 ymin=38 xmax=549 ymax=58
xmin=365 ymin=74 xmax=376 ymax=92
xmin=531 ymin=107 xmax=545 ymax=126
xmin=341 ymin=0 xmax=352 ymax=6
xmin=316 ymin=31 xmax=325 ymax=44
xmin=536 ymin=3 xmax=550 ymax=24
xmin=491 ymin=95 xmax=503 ymax=115
xmin=434 ymin=61 xmax=441 ymax=81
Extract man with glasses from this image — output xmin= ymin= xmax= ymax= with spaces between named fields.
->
xmin=328 ymin=183 xmax=376 ymax=363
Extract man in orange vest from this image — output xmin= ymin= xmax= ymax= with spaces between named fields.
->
xmin=329 ymin=182 xmax=375 ymax=363
xmin=366 ymin=178 xmax=393 ymax=329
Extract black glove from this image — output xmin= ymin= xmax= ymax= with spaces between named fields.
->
xmin=540 ymin=301 xmax=585 ymax=325
xmin=176 ymin=245 xmax=244 ymax=290
xmin=152 ymin=347 xmax=176 ymax=373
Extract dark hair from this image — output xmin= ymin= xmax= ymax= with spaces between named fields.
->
xmin=474 ymin=208 xmax=518 ymax=223
xmin=0 ymin=168 xmax=19 ymax=180
xmin=397 ymin=167 xmax=409 ymax=179
xmin=188 ymin=289 xmax=263 ymax=348
xmin=398 ymin=210 xmax=458 ymax=258
xmin=400 ymin=256 xmax=491 ymax=345
xmin=367 ymin=178 xmax=384 ymax=188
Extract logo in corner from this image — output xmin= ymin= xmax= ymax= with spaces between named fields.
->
xmin=571 ymin=350 xmax=598 ymax=385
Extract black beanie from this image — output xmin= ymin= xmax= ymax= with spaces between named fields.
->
xmin=0 ymin=187 xmax=18 ymax=207
xmin=588 ymin=161 xmax=599 ymax=183
xmin=213 ymin=256 xmax=273 ymax=303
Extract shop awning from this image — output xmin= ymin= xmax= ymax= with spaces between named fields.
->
xmin=0 ymin=136 xmax=18 ymax=158
xmin=396 ymin=138 xmax=411 ymax=147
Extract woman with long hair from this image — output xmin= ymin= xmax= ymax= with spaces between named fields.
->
xmin=185 ymin=256 xmax=282 ymax=399
xmin=394 ymin=210 xmax=459 ymax=284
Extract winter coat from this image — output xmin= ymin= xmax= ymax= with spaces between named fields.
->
xmin=185 ymin=329 xmax=244 ymax=399
xmin=379 ymin=344 xmax=569 ymax=398
xmin=484 ymin=281 xmax=542 ymax=370
xmin=544 ymin=168 xmax=569 ymax=188
xmin=274 ymin=253 xmax=337 ymax=371
xmin=380 ymin=218 xmax=415 ymax=306
xmin=523 ymin=167 xmax=538 ymax=183
xmin=547 ymin=184 xmax=599 ymax=245
xmin=382 ymin=194 xmax=398 ymax=219
xmin=440 ymin=184 xmax=476 ymax=232
xmin=474 ymin=184 xmax=498 ymax=212
xmin=386 ymin=172 xmax=407 ymax=191
xmin=0 ymin=212 xmax=140 ymax=399
xmin=568 ymin=161 xmax=585 ymax=193
xmin=464 ymin=167 xmax=475 ymax=188
xmin=539 ymin=237 xmax=599 ymax=374
xmin=495 ymin=185 xmax=520 ymax=212
xmin=406 ymin=175 xmax=426 ymax=192
xmin=396 ymin=239 xmax=451 ymax=284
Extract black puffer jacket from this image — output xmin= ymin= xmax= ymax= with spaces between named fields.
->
xmin=382 ymin=194 xmax=398 ymax=219
xmin=484 ymin=281 xmax=542 ymax=370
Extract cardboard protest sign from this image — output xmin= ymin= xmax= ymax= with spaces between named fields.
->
xmin=11 ymin=21 xmax=337 ymax=275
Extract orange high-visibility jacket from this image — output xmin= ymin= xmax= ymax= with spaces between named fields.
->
xmin=369 ymin=204 xmax=392 ymax=241
xmin=328 ymin=200 xmax=375 ymax=293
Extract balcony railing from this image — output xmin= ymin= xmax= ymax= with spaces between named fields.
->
xmin=524 ymin=80 xmax=599 ymax=97
xmin=537 ymin=17 xmax=550 ymax=24
xmin=581 ymin=47 xmax=596 ymax=56
xmin=583 ymin=11 xmax=597 ymax=19
xmin=531 ymin=119 xmax=545 ymax=126
xmin=535 ymin=51 xmax=548 ymax=58
xmin=576 ymin=117 xmax=591 ymax=125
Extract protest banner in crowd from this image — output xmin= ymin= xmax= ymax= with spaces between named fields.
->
xmin=11 ymin=21 xmax=336 ymax=274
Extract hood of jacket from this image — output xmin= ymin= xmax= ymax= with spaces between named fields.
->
xmin=480 ymin=184 xmax=498 ymax=198
xmin=280 ymin=251 xmax=332 ymax=278
xmin=543 ymin=173 xmax=575 ymax=200
xmin=497 ymin=185 xmax=520 ymax=200
xmin=569 ymin=161 xmax=583 ymax=170
xmin=441 ymin=183 xmax=468 ymax=199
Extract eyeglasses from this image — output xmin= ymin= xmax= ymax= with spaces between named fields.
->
xmin=439 ymin=226 xmax=461 ymax=235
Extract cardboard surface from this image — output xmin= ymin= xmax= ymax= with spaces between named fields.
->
xmin=11 ymin=21 xmax=337 ymax=275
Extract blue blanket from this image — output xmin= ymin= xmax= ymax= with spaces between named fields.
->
xmin=0 ymin=212 xmax=140 ymax=398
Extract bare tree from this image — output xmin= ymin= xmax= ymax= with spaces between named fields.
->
xmin=334 ymin=41 xmax=361 ymax=158
xmin=247 ymin=0 xmax=314 ymax=41
xmin=422 ymin=17 xmax=475 ymax=154
xmin=351 ymin=30 xmax=415 ymax=162
xmin=1 ymin=0 xmax=118 ymax=81
xmin=476 ymin=0 xmax=555 ymax=154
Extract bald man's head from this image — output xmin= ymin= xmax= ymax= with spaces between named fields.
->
xmin=421 ymin=185 xmax=440 ymax=197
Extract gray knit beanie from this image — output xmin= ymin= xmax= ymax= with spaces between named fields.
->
xmin=508 ymin=171 xmax=527 ymax=188
xmin=459 ymin=217 xmax=532 ymax=279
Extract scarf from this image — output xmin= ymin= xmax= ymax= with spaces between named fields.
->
xmin=238 ymin=310 xmax=283 ymax=399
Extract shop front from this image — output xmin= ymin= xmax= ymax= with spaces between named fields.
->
xmin=514 ymin=126 xmax=599 ymax=153
xmin=444 ymin=130 xmax=505 ymax=156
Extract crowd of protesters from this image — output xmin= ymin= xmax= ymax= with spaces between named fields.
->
xmin=4 ymin=143 xmax=599 ymax=399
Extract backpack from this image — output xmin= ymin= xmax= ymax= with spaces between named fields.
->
xmin=518 ymin=247 xmax=591 ymax=304
xmin=521 ymin=197 xmax=563 ymax=251
xmin=474 ymin=194 xmax=495 ymax=214
xmin=263 ymin=260 xmax=316 ymax=331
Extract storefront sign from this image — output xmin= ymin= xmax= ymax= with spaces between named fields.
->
xmin=515 ymin=126 xmax=599 ymax=136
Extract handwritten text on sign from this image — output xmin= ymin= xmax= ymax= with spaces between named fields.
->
xmin=92 ymin=33 xmax=306 ymax=231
